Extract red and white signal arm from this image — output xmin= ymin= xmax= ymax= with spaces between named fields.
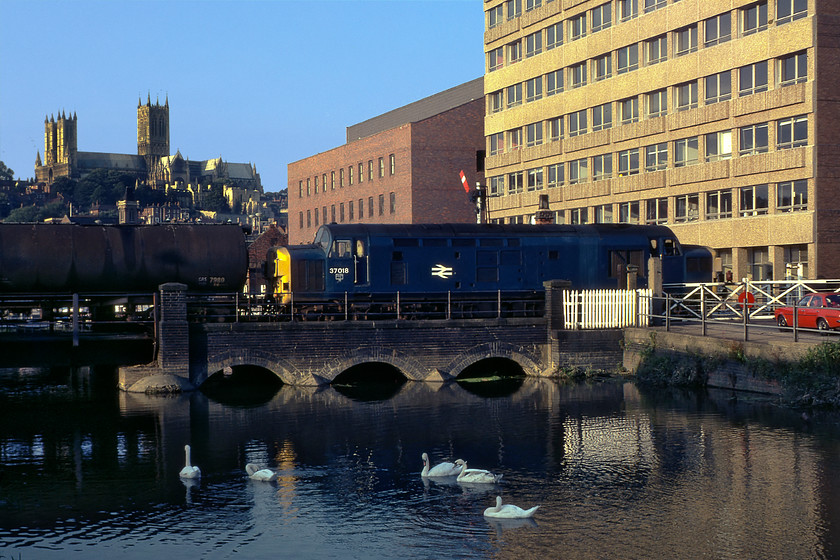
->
xmin=459 ymin=170 xmax=469 ymax=193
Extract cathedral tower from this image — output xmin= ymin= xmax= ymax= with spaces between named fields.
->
xmin=35 ymin=111 xmax=77 ymax=184
xmin=137 ymin=94 xmax=170 ymax=162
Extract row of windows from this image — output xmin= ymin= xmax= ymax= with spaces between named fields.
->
xmin=297 ymin=193 xmax=397 ymax=230
xmin=488 ymin=42 xmax=805 ymax=116
xmin=297 ymin=154 xmax=396 ymax=198
xmin=487 ymin=0 xmax=806 ymax=71
xmin=488 ymin=115 xmax=807 ymax=194
xmin=494 ymin=180 xmax=806 ymax=229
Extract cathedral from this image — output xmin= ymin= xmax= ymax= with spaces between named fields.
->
xmin=34 ymin=95 xmax=262 ymax=192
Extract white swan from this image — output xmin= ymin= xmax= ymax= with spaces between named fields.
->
xmin=454 ymin=459 xmax=502 ymax=484
xmin=483 ymin=495 xmax=540 ymax=518
xmin=421 ymin=452 xmax=463 ymax=478
xmin=179 ymin=444 xmax=201 ymax=479
xmin=246 ymin=463 xmax=278 ymax=482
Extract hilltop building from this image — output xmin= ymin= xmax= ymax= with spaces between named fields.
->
xmin=34 ymin=96 xmax=262 ymax=192
xmin=483 ymin=0 xmax=838 ymax=280
xmin=287 ymin=78 xmax=485 ymax=244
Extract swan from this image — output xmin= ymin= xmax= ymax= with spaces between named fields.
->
xmin=179 ymin=444 xmax=201 ymax=479
xmin=246 ymin=463 xmax=278 ymax=482
xmin=454 ymin=459 xmax=502 ymax=484
xmin=483 ymin=495 xmax=540 ymax=519
xmin=421 ymin=452 xmax=463 ymax=478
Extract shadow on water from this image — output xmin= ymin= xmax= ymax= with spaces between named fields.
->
xmin=332 ymin=362 xmax=406 ymax=402
xmin=456 ymin=357 xmax=526 ymax=398
xmin=200 ymin=365 xmax=283 ymax=407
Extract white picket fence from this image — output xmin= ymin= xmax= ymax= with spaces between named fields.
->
xmin=562 ymin=289 xmax=652 ymax=329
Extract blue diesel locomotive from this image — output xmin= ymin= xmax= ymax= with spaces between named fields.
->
xmin=267 ymin=223 xmax=711 ymax=317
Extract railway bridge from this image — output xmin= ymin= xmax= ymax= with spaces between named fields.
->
xmin=118 ymin=282 xmax=625 ymax=392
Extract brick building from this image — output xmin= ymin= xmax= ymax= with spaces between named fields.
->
xmin=245 ymin=223 xmax=288 ymax=297
xmin=287 ymin=78 xmax=486 ymax=244
xmin=483 ymin=0 xmax=839 ymax=280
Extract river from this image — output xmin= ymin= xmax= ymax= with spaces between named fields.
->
xmin=1 ymin=366 xmax=839 ymax=559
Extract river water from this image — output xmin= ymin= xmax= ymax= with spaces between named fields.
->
xmin=1 ymin=366 xmax=840 ymax=560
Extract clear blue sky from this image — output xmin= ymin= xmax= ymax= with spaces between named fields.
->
xmin=0 ymin=0 xmax=483 ymax=192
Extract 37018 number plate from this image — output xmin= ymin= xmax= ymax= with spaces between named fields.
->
xmin=330 ymin=267 xmax=350 ymax=275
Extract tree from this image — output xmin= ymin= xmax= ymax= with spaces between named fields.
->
xmin=0 ymin=160 xmax=14 ymax=181
xmin=3 ymin=201 xmax=66 ymax=223
xmin=201 ymin=183 xmax=231 ymax=213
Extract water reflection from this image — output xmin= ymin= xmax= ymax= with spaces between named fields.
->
xmin=1 ymin=366 xmax=840 ymax=559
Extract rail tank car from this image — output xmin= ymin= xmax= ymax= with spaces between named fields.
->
xmin=267 ymin=223 xmax=712 ymax=311
xmin=0 ymin=223 xmax=247 ymax=292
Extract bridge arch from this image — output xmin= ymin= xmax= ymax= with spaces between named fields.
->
xmin=319 ymin=347 xmax=428 ymax=384
xmin=201 ymin=349 xmax=322 ymax=387
xmin=445 ymin=342 xmax=544 ymax=380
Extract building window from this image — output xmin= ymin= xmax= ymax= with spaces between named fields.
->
xmin=508 ymin=127 xmax=523 ymax=151
xmin=525 ymin=31 xmax=542 ymax=58
xmin=488 ymin=4 xmax=504 ymax=28
xmin=306 ymin=209 xmax=311 ymax=228
xmin=647 ymin=89 xmax=667 ymax=118
xmin=339 ymin=168 xmax=345 ymax=187
xmin=548 ymin=116 xmax=563 ymax=140
xmin=525 ymin=122 xmax=543 ymax=146
xmin=527 ymin=167 xmax=544 ymax=191
xmin=526 ymin=0 xmax=542 ymax=12
xmin=546 ymin=69 xmax=564 ymax=96
xmin=570 ymin=207 xmax=588 ymax=225
xmin=591 ymin=2 xmax=612 ymax=32
xmin=526 ymin=77 xmax=543 ymax=102
xmin=377 ymin=194 xmax=384 ymax=216
xmin=675 ymin=81 xmax=698 ymax=111
xmin=645 ymin=142 xmax=668 ymax=171
xmin=489 ymin=132 xmax=504 ymax=155
xmin=348 ymin=166 xmax=354 ymax=185
xmin=349 ymin=200 xmax=354 ymax=221
xmin=390 ymin=154 xmax=395 ymax=175
xmin=379 ymin=158 xmax=385 ymax=178
xmin=705 ymin=71 xmax=732 ymax=104
xmin=368 ymin=196 xmax=374 ymax=217
xmin=749 ymin=247 xmax=771 ymax=280
xmin=675 ymin=194 xmax=699 ymax=223
xmin=322 ymin=206 xmax=327 ymax=224
xmin=508 ymin=171 xmax=524 ymax=194
xmin=569 ymin=158 xmax=589 ymax=184
xmin=489 ymin=47 xmax=504 ymax=71
xmin=489 ymin=175 xmax=505 ymax=196
xmin=389 ymin=192 xmax=396 ymax=214
xmin=739 ymin=184 xmax=769 ymax=216
xmin=644 ymin=0 xmax=666 ymax=14
xmin=739 ymin=61 xmax=768 ymax=96
xmin=506 ymin=0 xmax=521 ymax=20
xmin=368 ymin=160 xmax=374 ymax=180
xmin=569 ymin=13 xmax=587 ymax=41
xmin=331 ymin=205 xmax=336 ymax=223
xmin=619 ymin=0 xmax=638 ymax=21
xmin=331 ymin=171 xmax=335 ymax=190
xmin=619 ymin=97 xmax=639 ymax=124
xmin=508 ymin=40 xmax=522 ymax=64
xmin=619 ymin=201 xmax=640 ymax=224
xmin=739 ymin=123 xmax=769 ymax=155
xmin=568 ymin=109 xmax=588 ymax=137
xmin=778 ymin=51 xmax=807 ymax=86
xmin=593 ymin=54 xmax=612 ymax=82
xmin=570 ymin=62 xmax=587 ymax=89
xmin=776 ymin=0 xmax=807 ymax=25
xmin=646 ymin=35 xmax=667 ymax=66
xmin=618 ymin=148 xmax=640 ymax=176
xmin=706 ymin=189 xmax=733 ymax=219
xmin=645 ymin=197 xmax=668 ymax=224
xmin=777 ymin=179 xmax=807 ymax=211
xmin=674 ymin=137 xmax=699 ymax=167
xmin=507 ymin=83 xmax=523 ymax=108
xmin=777 ymin=115 xmax=807 ymax=149
xmin=548 ymin=163 xmax=564 ymax=188
xmin=546 ymin=22 xmax=563 ymax=49
xmin=593 ymin=154 xmax=613 ymax=181
xmin=340 ymin=202 xmax=345 ymax=222
xmin=322 ymin=174 xmax=327 ymax=192
xmin=704 ymin=12 xmax=731 ymax=46
xmin=595 ymin=204 xmax=613 ymax=223
xmin=592 ymin=103 xmax=612 ymax=131
xmin=784 ymin=244 xmax=808 ymax=279
xmin=358 ymin=163 xmax=364 ymax=183
xmin=617 ymin=44 xmax=639 ymax=74
xmin=674 ymin=24 xmax=698 ymax=56
xmin=298 ymin=180 xmax=303 ymax=198
xmin=299 ymin=211 xmax=303 ymax=229
xmin=705 ymin=130 xmax=732 ymax=161
xmin=742 ymin=2 xmax=768 ymax=36
xmin=307 ymin=178 xmax=311 ymax=196
xmin=358 ymin=198 xmax=364 ymax=219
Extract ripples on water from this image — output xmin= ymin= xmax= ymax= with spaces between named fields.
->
xmin=1 ymin=367 xmax=840 ymax=559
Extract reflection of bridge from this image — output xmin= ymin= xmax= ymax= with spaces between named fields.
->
xmin=118 ymin=282 xmax=625 ymax=392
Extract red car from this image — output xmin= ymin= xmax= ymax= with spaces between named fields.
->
xmin=775 ymin=292 xmax=840 ymax=332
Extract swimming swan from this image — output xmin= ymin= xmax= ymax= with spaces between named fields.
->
xmin=246 ymin=463 xmax=278 ymax=482
xmin=421 ymin=453 xmax=463 ymax=478
xmin=454 ymin=459 xmax=502 ymax=484
xmin=179 ymin=444 xmax=201 ymax=479
xmin=483 ymin=495 xmax=540 ymax=518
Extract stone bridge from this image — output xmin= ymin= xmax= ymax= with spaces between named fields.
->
xmin=118 ymin=282 xmax=626 ymax=392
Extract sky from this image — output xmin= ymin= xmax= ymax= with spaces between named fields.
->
xmin=0 ymin=0 xmax=484 ymax=192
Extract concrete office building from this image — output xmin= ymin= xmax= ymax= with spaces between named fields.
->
xmin=483 ymin=0 xmax=839 ymax=280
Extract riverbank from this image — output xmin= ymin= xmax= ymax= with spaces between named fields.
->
xmin=623 ymin=327 xmax=840 ymax=409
